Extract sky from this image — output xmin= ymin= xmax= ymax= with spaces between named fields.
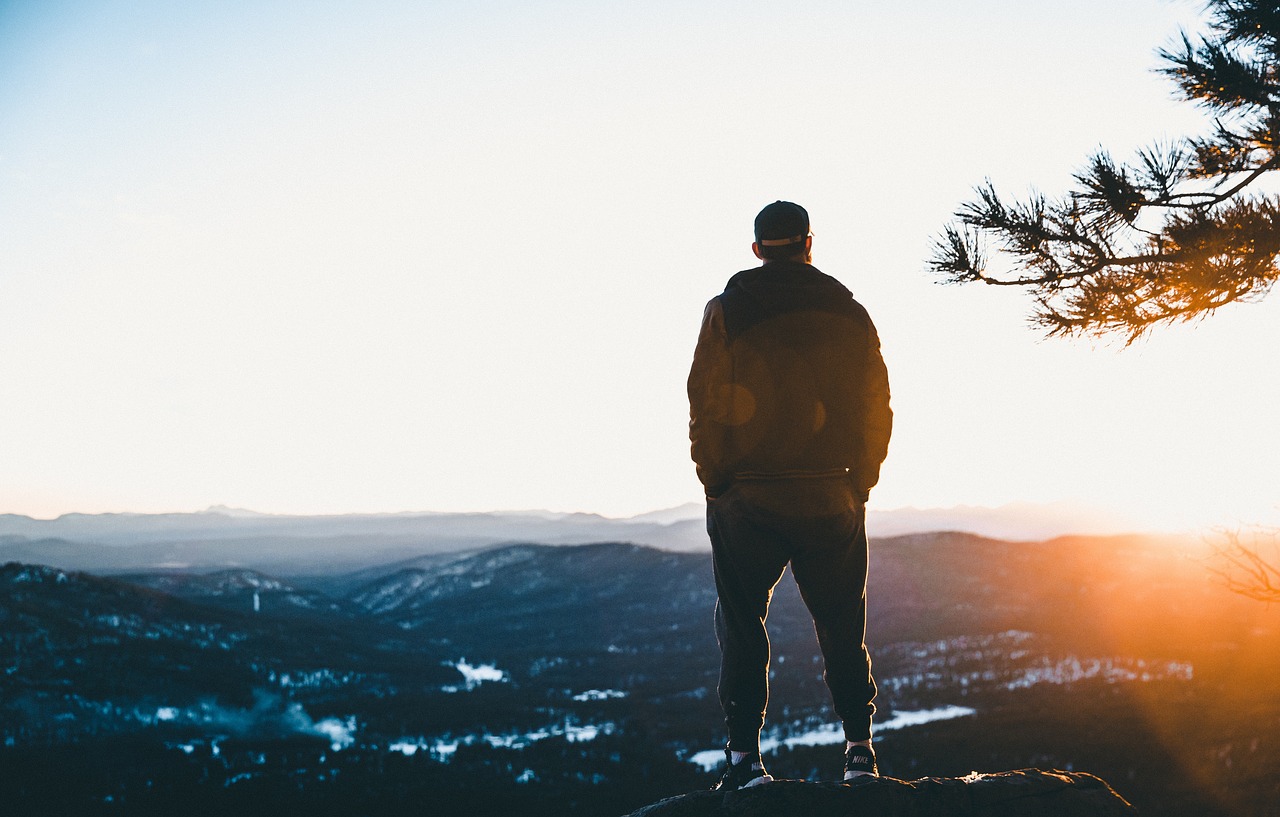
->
xmin=2 ymin=0 xmax=1278 ymax=533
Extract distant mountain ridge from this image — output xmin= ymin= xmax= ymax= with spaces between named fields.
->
xmin=0 ymin=508 xmax=710 ymax=573
xmin=0 ymin=501 xmax=1166 ymax=575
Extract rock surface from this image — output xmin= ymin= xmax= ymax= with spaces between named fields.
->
xmin=622 ymin=768 xmax=1136 ymax=817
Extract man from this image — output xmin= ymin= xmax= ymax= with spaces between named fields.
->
xmin=687 ymin=201 xmax=892 ymax=789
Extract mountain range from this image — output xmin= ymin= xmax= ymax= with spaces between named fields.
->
xmin=3 ymin=528 xmax=1277 ymax=816
xmin=0 ymin=500 xmax=1167 ymax=575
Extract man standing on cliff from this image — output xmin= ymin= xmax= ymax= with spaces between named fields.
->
xmin=688 ymin=201 xmax=892 ymax=789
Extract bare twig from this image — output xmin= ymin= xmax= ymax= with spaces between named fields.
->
xmin=1208 ymin=528 xmax=1280 ymax=602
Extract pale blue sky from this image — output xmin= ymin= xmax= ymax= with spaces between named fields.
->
xmin=3 ymin=0 xmax=1277 ymax=531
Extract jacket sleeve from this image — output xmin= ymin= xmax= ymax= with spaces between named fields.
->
xmin=687 ymin=299 xmax=734 ymax=497
xmin=852 ymin=317 xmax=893 ymax=500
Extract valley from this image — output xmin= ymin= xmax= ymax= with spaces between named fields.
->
xmin=2 ymin=533 xmax=1276 ymax=816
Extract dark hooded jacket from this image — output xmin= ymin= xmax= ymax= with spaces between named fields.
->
xmin=687 ymin=260 xmax=892 ymax=500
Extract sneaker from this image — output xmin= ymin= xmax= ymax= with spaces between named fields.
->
xmin=713 ymin=749 xmax=773 ymax=791
xmin=843 ymin=742 xmax=879 ymax=780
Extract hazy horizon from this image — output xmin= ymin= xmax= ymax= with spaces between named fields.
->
xmin=1 ymin=496 xmax=1224 ymax=543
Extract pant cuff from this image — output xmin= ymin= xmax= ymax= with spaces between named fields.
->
xmin=843 ymin=724 xmax=873 ymax=742
xmin=726 ymin=719 xmax=764 ymax=753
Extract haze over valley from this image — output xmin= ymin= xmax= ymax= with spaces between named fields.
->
xmin=3 ymin=505 xmax=1276 ymax=815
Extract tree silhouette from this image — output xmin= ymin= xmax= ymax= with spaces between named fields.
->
xmin=931 ymin=0 xmax=1280 ymax=343
xmin=1210 ymin=528 xmax=1280 ymax=603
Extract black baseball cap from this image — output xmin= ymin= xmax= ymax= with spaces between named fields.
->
xmin=754 ymin=201 xmax=810 ymax=247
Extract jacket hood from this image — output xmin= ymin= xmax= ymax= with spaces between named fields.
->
xmin=724 ymin=260 xmax=854 ymax=314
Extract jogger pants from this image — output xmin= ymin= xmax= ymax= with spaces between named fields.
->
xmin=707 ymin=478 xmax=876 ymax=750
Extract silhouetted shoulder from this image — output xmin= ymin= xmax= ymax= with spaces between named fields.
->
xmin=715 ymin=262 xmax=872 ymax=341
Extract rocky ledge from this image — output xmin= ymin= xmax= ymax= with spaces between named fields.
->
xmin=623 ymin=768 xmax=1136 ymax=817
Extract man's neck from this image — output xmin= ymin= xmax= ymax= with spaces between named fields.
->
xmin=763 ymin=256 xmax=810 ymax=265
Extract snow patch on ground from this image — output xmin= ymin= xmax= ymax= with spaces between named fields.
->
xmin=390 ymin=721 xmax=616 ymax=759
xmin=1005 ymin=656 xmax=1193 ymax=688
xmin=451 ymin=659 xmax=506 ymax=689
xmin=313 ymin=716 xmax=357 ymax=750
xmin=687 ymin=706 xmax=977 ymax=771
xmin=878 ymin=705 xmax=977 ymax=730
xmin=572 ymin=689 xmax=628 ymax=701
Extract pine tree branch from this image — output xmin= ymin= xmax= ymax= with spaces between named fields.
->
xmin=930 ymin=0 xmax=1280 ymax=341
xmin=1157 ymin=155 xmax=1280 ymax=206
xmin=1160 ymin=34 xmax=1275 ymax=110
